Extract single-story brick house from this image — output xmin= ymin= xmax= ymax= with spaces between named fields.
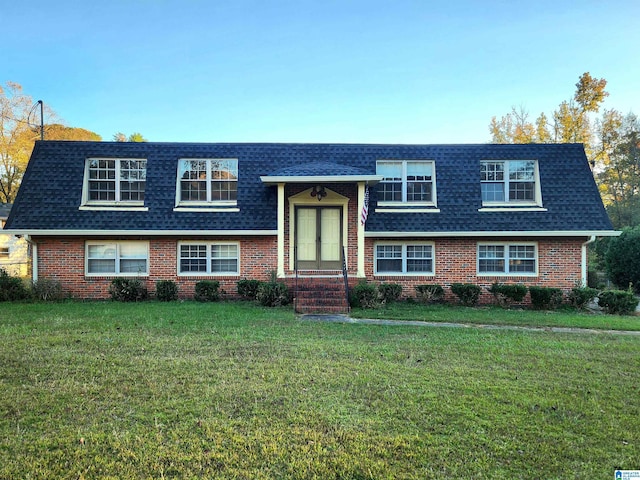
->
xmin=5 ymin=141 xmax=616 ymax=310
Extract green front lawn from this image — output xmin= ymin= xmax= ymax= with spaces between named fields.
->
xmin=350 ymin=302 xmax=640 ymax=331
xmin=1 ymin=301 xmax=638 ymax=478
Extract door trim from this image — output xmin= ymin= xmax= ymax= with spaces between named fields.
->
xmin=295 ymin=206 xmax=343 ymax=270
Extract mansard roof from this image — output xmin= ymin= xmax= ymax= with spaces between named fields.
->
xmin=6 ymin=141 xmax=614 ymax=235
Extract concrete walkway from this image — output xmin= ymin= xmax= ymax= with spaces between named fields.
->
xmin=299 ymin=314 xmax=640 ymax=336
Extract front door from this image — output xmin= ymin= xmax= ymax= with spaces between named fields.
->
xmin=296 ymin=207 xmax=342 ymax=270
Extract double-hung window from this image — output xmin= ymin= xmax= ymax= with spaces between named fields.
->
xmin=177 ymin=159 xmax=238 ymax=205
xmin=178 ymin=242 xmax=239 ymax=275
xmin=86 ymin=241 xmax=148 ymax=276
xmin=477 ymin=243 xmax=537 ymax=275
xmin=377 ymin=160 xmax=436 ymax=205
xmin=480 ymin=160 xmax=540 ymax=206
xmin=375 ymin=243 xmax=434 ymax=275
xmin=84 ymin=158 xmax=146 ymax=205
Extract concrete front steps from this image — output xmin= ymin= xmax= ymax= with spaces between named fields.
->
xmin=293 ymin=274 xmax=350 ymax=314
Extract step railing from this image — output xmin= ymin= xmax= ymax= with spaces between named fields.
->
xmin=341 ymin=246 xmax=350 ymax=313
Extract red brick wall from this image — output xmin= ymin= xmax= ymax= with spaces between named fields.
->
xmin=364 ymin=237 xmax=585 ymax=304
xmin=35 ymin=236 xmax=277 ymax=300
xmin=34 ymin=235 xmax=586 ymax=302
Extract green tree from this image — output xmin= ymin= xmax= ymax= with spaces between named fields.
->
xmin=605 ymin=226 xmax=640 ymax=292
xmin=113 ymin=132 xmax=147 ymax=142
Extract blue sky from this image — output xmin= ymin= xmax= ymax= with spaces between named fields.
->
xmin=4 ymin=0 xmax=639 ymax=144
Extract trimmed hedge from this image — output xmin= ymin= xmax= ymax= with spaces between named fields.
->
xmin=415 ymin=284 xmax=445 ymax=304
xmin=598 ymin=290 xmax=639 ymax=315
xmin=195 ymin=280 xmax=221 ymax=302
xmin=349 ymin=281 xmax=380 ymax=309
xmin=108 ymin=278 xmax=148 ymax=302
xmin=568 ymin=287 xmax=599 ymax=310
xmin=379 ymin=283 xmax=402 ymax=304
xmin=156 ymin=280 xmax=178 ymax=301
xmin=528 ymin=286 xmax=563 ymax=310
xmin=237 ymin=279 xmax=263 ymax=300
xmin=450 ymin=283 xmax=481 ymax=307
xmin=489 ymin=283 xmax=527 ymax=307
xmin=0 ymin=268 xmax=30 ymax=302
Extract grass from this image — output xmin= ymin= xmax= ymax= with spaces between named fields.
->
xmin=350 ymin=302 xmax=640 ymax=331
xmin=0 ymin=301 xmax=638 ymax=479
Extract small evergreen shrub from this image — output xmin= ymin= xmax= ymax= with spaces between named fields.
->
xmin=108 ymin=278 xmax=148 ymax=302
xmin=155 ymin=280 xmax=178 ymax=301
xmin=605 ymin=226 xmax=640 ymax=293
xmin=415 ymin=284 xmax=444 ymax=304
xmin=237 ymin=279 xmax=263 ymax=300
xmin=0 ymin=268 xmax=30 ymax=301
xmin=378 ymin=283 xmax=402 ymax=304
xmin=597 ymin=290 xmax=639 ymax=315
xmin=450 ymin=283 xmax=481 ymax=307
xmin=31 ymin=277 xmax=65 ymax=301
xmin=568 ymin=287 xmax=599 ymax=310
xmin=256 ymin=280 xmax=290 ymax=307
xmin=489 ymin=283 xmax=528 ymax=307
xmin=349 ymin=281 xmax=380 ymax=309
xmin=195 ymin=280 xmax=220 ymax=302
xmin=528 ymin=286 xmax=563 ymax=310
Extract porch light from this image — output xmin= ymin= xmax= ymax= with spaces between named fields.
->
xmin=310 ymin=185 xmax=326 ymax=201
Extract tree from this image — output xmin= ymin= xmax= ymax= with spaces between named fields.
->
xmin=598 ymin=113 xmax=640 ymax=227
xmin=489 ymin=72 xmax=609 ymax=161
xmin=1 ymin=81 xmax=102 ymax=203
xmin=605 ymin=226 xmax=640 ymax=292
xmin=113 ymin=132 xmax=147 ymax=142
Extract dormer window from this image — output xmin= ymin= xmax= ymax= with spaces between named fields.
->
xmin=480 ymin=160 xmax=541 ymax=206
xmin=376 ymin=160 xmax=436 ymax=205
xmin=177 ymin=159 xmax=238 ymax=206
xmin=82 ymin=158 xmax=146 ymax=207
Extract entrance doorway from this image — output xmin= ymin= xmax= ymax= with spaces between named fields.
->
xmin=295 ymin=206 xmax=342 ymax=270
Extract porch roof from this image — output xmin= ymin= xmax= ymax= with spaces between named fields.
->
xmin=260 ymin=162 xmax=382 ymax=185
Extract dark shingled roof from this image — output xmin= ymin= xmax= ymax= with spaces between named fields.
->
xmin=6 ymin=141 xmax=613 ymax=234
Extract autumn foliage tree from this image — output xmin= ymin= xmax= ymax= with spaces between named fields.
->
xmin=0 ymin=81 xmax=102 ymax=203
xmin=489 ymin=72 xmax=639 ymax=228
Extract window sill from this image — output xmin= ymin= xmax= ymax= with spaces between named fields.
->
xmin=477 ymin=273 xmax=538 ymax=277
xmin=375 ymin=208 xmax=440 ymax=213
xmin=177 ymin=273 xmax=239 ymax=277
xmin=80 ymin=205 xmax=148 ymax=211
xmin=173 ymin=207 xmax=240 ymax=213
xmin=478 ymin=206 xmax=546 ymax=212
xmin=374 ymin=272 xmax=435 ymax=276
xmin=85 ymin=273 xmax=149 ymax=278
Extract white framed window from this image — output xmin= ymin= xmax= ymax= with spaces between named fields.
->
xmin=477 ymin=242 xmax=537 ymax=276
xmin=177 ymin=159 xmax=238 ymax=205
xmin=374 ymin=242 xmax=434 ymax=275
xmin=178 ymin=242 xmax=239 ymax=275
xmin=480 ymin=160 xmax=541 ymax=206
xmin=376 ymin=160 xmax=436 ymax=205
xmin=83 ymin=158 xmax=147 ymax=205
xmin=86 ymin=241 xmax=149 ymax=276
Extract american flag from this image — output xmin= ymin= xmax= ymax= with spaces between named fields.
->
xmin=360 ymin=185 xmax=369 ymax=225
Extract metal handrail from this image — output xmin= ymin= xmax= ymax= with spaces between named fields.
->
xmin=341 ymin=246 xmax=350 ymax=313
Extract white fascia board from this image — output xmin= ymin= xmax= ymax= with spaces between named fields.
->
xmin=5 ymin=229 xmax=278 ymax=236
xmin=365 ymin=230 xmax=621 ymax=238
xmin=260 ymin=175 xmax=383 ymax=185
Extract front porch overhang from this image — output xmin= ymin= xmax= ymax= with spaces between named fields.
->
xmin=260 ymin=174 xmax=382 ymax=186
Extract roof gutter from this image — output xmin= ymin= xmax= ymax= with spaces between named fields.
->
xmin=581 ymin=235 xmax=597 ymax=287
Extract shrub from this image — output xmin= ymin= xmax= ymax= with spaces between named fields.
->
xmin=568 ymin=287 xmax=599 ymax=310
xmin=489 ymin=283 xmax=528 ymax=307
xmin=237 ymin=279 xmax=263 ymax=300
xmin=256 ymin=280 xmax=290 ymax=307
xmin=0 ymin=268 xmax=30 ymax=302
xmin=31 ymin=277 xmax=65 ymax=301
xmin=378 ymin=283 xmax=402 ymax=304
xmin=108 ymin=278 xmax=148 ymax=302
xmin=597 ymin=290 xmax=639 ymax=315
xmin=415 ymin=284 xmax=445 ymax=304
xmin=528 ymin=286 xmax=563 ymax=310
xmin=450 ymin=283 xmax=481 ymax=307
xmin=349 ymin=281 xmax=380 ymax=309
xmin=195 ymin=280 xmax=220 ymax=302
xmin=605 ymin=226 xmax=640 ymax=293
xmin=155 ymin=280 xmax=178 ymax=301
